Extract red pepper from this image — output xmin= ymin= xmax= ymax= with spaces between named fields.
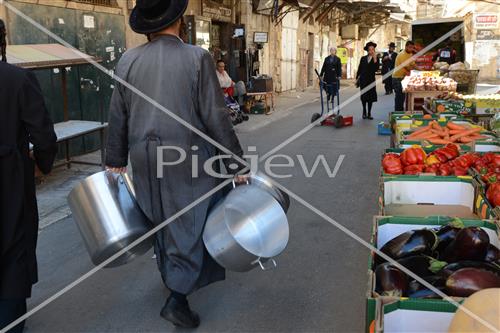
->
xmin=438 ymin=164 xmax=453 ymax=176
xmin=432 ymin=151 xmax=448 ymax=163
xmin=424 ymin=164 xmax=440 ymax=174
xmin=494 ymin=155 xmax=500 ymax=167
xmin=382 ymin=153 xmax=403 ymax=175
xmin=438 ymin=147 xmax=459 ymax=160
xmin=454 ymin=166 xmax=468 ymax=176
xmin=486 ymin=183 xmax=500 ymax=207
xmin=483 ymin=152 xmax=496 ymax=164
xmin=401 ymin=147 xmax=426 ymax=166
xmin=404 ymin=164 xmax=425 ymax=175
xmin=483 ymin=172 xmax=498 ymax=184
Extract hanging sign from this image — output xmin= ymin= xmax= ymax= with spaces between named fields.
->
xmin=202 ymin=0 xmax=232 ymax=23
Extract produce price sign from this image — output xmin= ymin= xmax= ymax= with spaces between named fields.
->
xmin=415 ymin=54 xmax=434 ymax=71
xmin=410 ymin=70 xmax=441 ymax=78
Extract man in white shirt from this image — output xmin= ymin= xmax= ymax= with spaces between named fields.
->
xmin=216 ymin=61 xmax=234 ymax=89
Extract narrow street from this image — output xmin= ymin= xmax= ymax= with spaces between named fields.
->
xmin=27 ymin=83 xmax=389 ymax=333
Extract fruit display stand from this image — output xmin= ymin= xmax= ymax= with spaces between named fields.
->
xmin=365 ymin=216 xmax=500 ymax=333
xmin=405 ymin=91 xmax=446 ymax=112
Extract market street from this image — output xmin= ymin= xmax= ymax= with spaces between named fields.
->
xmin=26 ymin=82 xmax=389 ymax=333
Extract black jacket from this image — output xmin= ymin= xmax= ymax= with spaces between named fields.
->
xmin=0 ymin=62 xmax=57 ymax=298
xmin=356 ymin=55 xmax=379 ymax=103
xmin=320 ymin=55 xmax=342 ymax=83
xmin=382 ymin=51 xmax=397 ymax=74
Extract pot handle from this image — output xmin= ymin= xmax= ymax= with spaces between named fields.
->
xmin=252 ymin=257 xmax=277 ymax=271
xmin=232 ymin=179 xmax=250 ymax=188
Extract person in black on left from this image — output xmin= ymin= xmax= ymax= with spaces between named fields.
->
xmin=0 ymin=19 xmax=7 ymax=62
xmin=320 ymin=47 xmax=342 ymax=105
xmin=356 ymin=41 xmax=379 ymax=120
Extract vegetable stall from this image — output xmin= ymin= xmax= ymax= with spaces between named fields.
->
xmin=367 ymin=90 xmax=500 ymax=332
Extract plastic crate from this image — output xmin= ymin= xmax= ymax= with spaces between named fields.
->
xmin=378 ymin=122 xmax=392 ymax=136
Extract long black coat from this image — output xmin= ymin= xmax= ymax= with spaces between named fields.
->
xmin=106 ymin=35 xmax=244 ymax=295
xmin=356 ymin=55 xmax=378 ymax=103
xmin=382 ymin=51 xmax=397 ymax=83
xmin=0 ymin=62 xmax=57 ymax=299
xmin=320 ymin=55 xmax=342 ymax=83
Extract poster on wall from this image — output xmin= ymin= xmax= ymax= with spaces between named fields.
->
xmin=474 ymin=13 xmax=499 ymax=29
xmin=337 ymin=47 xmax=349 ymax=64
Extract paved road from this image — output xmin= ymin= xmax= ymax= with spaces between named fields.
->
xmin=24 ymin=83 xmax=391 ymax=333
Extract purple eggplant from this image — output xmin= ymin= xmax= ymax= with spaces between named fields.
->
xmin=435 ymin=224 xmax=462 ymax=255
xmin=442 ymin=227 xmax=490 ymax=263
xmin=375 ymin=263 xmax=408 ymax=297
xmin=484 ymin=244 xmax=500 ymax=265
xmin=445 ymin=268 xmax=500 ymax=297
xmin=439 ymin=261 xmax=500 ymax=278
xmin=396 ymin=255 xmax=447 ymax=277
xmin=378 ymin=230 xmax=438 ymax=264
xmin=408 ymin=275 xmax=446 ymax=296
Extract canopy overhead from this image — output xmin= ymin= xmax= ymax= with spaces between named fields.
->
xmin=6 ymin=44 xmax=99 ymax=70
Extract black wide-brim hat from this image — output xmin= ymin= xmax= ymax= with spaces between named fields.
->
xmin=130 ymin=0 xmax=189 ymax=34
xmin=364 ymin=41 xmax=377 ymax=52
xmin=388 ymin=42 xmax=396 ymax=48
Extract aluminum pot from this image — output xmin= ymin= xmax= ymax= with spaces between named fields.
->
xmin=249 ymin=172 xmax=290 ymax=213
xmin=203 ymin=183 xmax=289 ymax=272
xmin=68 ymin=171 xmax=153 ymax=268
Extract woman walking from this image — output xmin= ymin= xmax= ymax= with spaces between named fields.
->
xmin=356 ymin=41 xmax=379 ymax=119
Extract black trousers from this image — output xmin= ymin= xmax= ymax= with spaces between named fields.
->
xmin=383 ymin=75 xmax=393 ymax=93
xmin=0 ymin=299 xmax=27 ymax=333
xmin=392 ymin=78 xmax=405 ymax=111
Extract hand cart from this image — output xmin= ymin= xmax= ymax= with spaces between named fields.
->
xmin=311 ymin=69 xmax=349 ymax=128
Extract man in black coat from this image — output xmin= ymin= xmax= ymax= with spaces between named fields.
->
xmin=320 ymin=47 xmax=342 ymax=105
xmin=382 ymin=42 xmax=397 ymax=95
xmin=0 ymin=19 xmax=6 ymax=62
xmin=0 ymin=60 xmax=57 ymax=332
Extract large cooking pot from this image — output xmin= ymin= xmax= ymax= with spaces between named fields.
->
xmin=203 ymin=183 xmax=289 ymax=272
xmin=68 ymin=171 xmax=153 ymax=268
xmin=249 ymin=172 xmax=290 ymax=213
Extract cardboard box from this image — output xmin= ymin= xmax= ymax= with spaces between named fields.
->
xmin=431 ymin=99 xmax=475 ymax=115
xmin=366 ymin=216 xmax=500 ymax=333
xmin=380 ymin=176 xmax=481 ymax=219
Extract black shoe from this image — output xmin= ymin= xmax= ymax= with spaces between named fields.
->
xmin=368 ymin=116 xmax=374 ymax=120
xmin=362 ymin=114 xmax=367 ymax=119
xmin=160 ymin=297 xmax=200 ymax=328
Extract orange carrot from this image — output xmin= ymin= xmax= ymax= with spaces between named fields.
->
xmin=409 ymin=131 xmax=435 ymax=140
xmin=431 ymin=122 xmax=443 ymax=131
xmin=449 ymin=129 xmax=465 ymax=135
xmin=408 ymin=125 xmax=431 ymax=137
xmin=431 ymin=129 xmax=446 ymax=136
xmin=447 ymin=122 xmax=467 ymax=130
xmin=450 ymin=128 xmax=483 ymax=142
xmin=428 ymin=138 xmax=452 ymax=145
xmin=460 ymin=136 xmax=474 ymax=143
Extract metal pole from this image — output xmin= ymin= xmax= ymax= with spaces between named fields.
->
xmin=61 ymin=67 xmax=69 ymax=121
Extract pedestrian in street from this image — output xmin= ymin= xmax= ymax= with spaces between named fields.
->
xmin=392 ymin=40 xmax=416 ymax=111
xmin=0 ymin=19 xmax=7 ymax=62
xmin=0 ymin=61 xmax=57 ymax=331
xmin=320 ymin=47 xmax=342 ymax=104
xmin=356 ymin=41 xmax=379 ymax=120
xmin=382 ymin=42 xmax=397 ymax=95
xmin=105 ymin=0 xmax=246 ymax=329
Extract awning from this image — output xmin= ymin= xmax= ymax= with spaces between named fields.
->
xmin=6 ymin=44 xmax=100 ymax=70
